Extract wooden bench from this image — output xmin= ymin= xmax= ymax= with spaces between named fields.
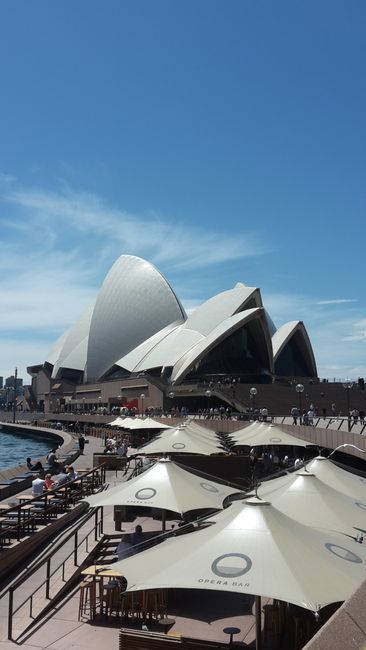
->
xmin=93 ymin=454 xmax=127 ymax=471
xmin=119 ymin=628 xmax=225 ymax=649
xmin=120 ymin=628 xmax=181 ymax=650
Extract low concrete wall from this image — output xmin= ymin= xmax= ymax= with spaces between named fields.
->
xmin=303 ymin=580 xmax=366 ymax=649
xmin=0 ymin=423 xmax=79 ymax=499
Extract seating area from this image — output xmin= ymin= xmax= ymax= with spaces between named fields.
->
xmin=78 ymin=566 xmax=168 ymax=624
xmin=0 ymin=466 xmax=105 ymax=548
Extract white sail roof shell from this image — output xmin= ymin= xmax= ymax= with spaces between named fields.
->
xmin=118 ymin=326 xmax=204 ymax=373
xmin=116 ymin=283 xmax=261 ymax=374
xmin=51 ymin=303 xmax=94 ymax=377
xmin=85 ymin=255 xmax=186 ymax=381
xmin=38 ymin=255 xmax=317 ymax=384
xmin=171 ymin=308 xmax=272 ymax=383
xmin=45 ymin=330 xmax=69 ymax=366
xmin=181 ymin=283 xmax=261 ymax=336
xmin=272 ymin=320 xmax=317 ymax=375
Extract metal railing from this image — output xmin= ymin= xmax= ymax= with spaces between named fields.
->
xmin=5 ymin=505 xmax=103 ymax=640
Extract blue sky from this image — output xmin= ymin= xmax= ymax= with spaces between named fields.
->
xmin=0 ymin=1 xmax=365 ymax=382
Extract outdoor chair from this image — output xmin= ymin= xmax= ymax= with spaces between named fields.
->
xmin=142 ymin=589 xmax=168 ymax=620
xmin=78 ymin=579 xmax=96 ymax=620
xmin=102 ymin=580 xmax=122 ymax=618
xmin=121 ymin=591 xmax=143 ymax=620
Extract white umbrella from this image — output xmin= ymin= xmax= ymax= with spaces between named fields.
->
xmin=185 ymin=420 xmax=220 ymax=438
xmin=111 ymin=496 xmax=366 ymax=612
xmin=131 ymin=418 xmax=172 ymax=430
xmin=86 ymin=457 xmax=238 ymax=514
xmin=110 ymin=417 xmax=138 ymax=429
xmin=158 ymin=421 xmax=223 ymax=445
xmin=230 ymin=422 xmax=309 ymax=448
xmin=137 ymin=426 xmax=223 ymax=456
xmin=229 ymin=421 xmax=268 ymax=438
xmin=247 ymin=469 xmax=366 ymax=539
xmin=306 ymin=456 xmax=366 ymax=501
xmin=109 ymin=417 xmax=126 ymax=427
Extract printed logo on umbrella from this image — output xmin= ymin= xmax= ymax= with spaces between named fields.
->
xmin=211 ymin=553 xmax=252 ymax=578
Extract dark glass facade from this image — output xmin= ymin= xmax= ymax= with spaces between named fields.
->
xmin=275 ymin=336 xmax=311 ymax=377
xmin=185 ymin=323 xmax=272 ymax=383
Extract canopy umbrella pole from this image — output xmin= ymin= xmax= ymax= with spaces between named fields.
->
xmin=255 ymin=595 xmax=262 ymax=650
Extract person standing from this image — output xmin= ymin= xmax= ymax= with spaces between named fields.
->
xmin=291 ymin=406 xmax=299 ymax=425
xmin=78 ymin=433 xmax=86 ymax=455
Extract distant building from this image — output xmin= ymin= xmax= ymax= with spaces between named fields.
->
xmin=5 ymin=376 xmax=23 ymax=391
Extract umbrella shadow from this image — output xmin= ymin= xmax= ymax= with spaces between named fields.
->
xmin=168 ymin=588 xmax=255 ymax=623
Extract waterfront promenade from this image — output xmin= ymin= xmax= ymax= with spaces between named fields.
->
xmin=1 ymin=420 xmax=366 ymax=649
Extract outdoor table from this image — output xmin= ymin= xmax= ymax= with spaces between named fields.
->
xmin=223 ymin=626 xmax=241 ymax=644
xmin=17 ymin=494 xmax=35 ymax=503
xmin=158 ymin=617 xmax=176 ymax=634
xmin=80 ymin=565 xmax=124 ymax=618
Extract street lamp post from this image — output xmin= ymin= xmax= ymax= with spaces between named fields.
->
xmin=250 ymin=387 xmax=257 ymax=419
xmin=295 ymin=383 xmax=304 ymax=423
xmin=12 ymin=367 xmax=18 ymax=424
xmin=140 ymin=393 xmax=145 ymax=417
xmin=205 ymin=389 xmax=212 ymax=415
xmin=342 ymin=379 xmax=353 ymax=432
xmin=168 ymin=391 xmax=175 ymax=415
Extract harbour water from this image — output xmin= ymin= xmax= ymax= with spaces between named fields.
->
xmin=0 ymin=426 xmax=57 ymax=471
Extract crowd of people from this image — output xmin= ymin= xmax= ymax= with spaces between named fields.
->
xmin=104 ymin=434 xmax=131 ymax=455
xmin=31 ymin=464 xmax=79 ymax=496
xmin=290 ymin=403 xmax=366 ymax=426
xmin=26 ymin=446 xmax=81 ymax=497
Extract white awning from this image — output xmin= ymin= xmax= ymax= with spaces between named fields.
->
xmin=85 ymin=457 xmax=239 ymax=513
xmin=111 ymin=497 xmax=366 ymax=612
xmin=137 ymin=425 xmax=223 ymax=456
xmin=230 ymin=422 xmax=309 ymax=448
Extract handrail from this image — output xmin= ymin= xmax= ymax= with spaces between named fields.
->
xmin=6 ymin=505 xmax=103 ymax=640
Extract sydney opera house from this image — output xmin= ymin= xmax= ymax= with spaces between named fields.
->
xmin=27 ymin=255 xmax=317 ymax=413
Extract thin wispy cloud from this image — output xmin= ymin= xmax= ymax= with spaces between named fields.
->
xmin=4 ymin=183 xmax=269 ymax=272
xmin=316 ymin=299 xmax=358 ymax=306
xmin=342 ymin=319 xmax=366 ymax=343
